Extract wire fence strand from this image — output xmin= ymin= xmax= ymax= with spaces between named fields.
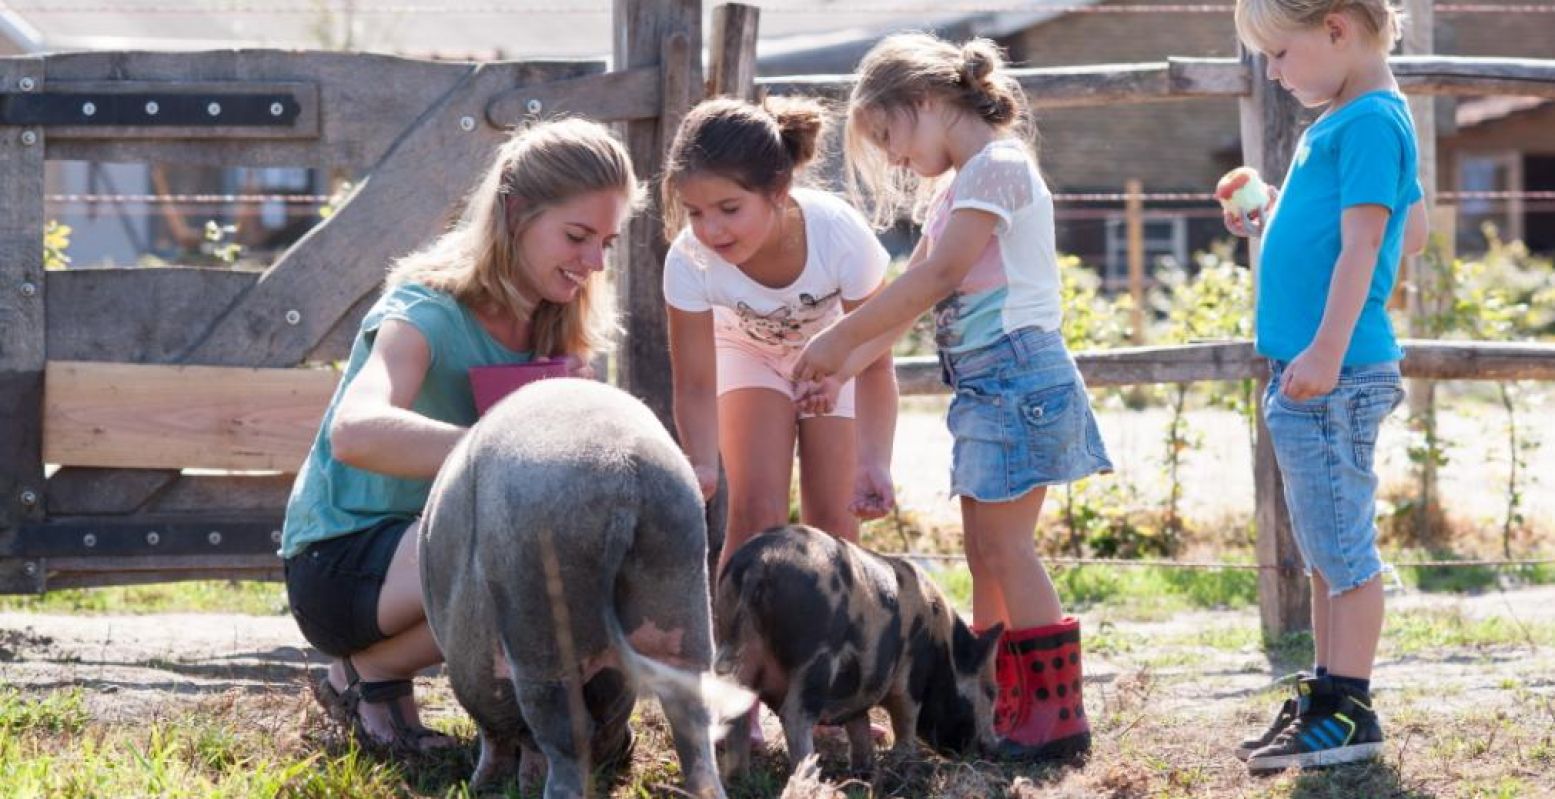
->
xmin=883 ymin=552 xmax=1555 ymax=570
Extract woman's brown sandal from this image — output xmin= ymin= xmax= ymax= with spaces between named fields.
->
xmin=312 ymin=658 xmax=455 ymax=755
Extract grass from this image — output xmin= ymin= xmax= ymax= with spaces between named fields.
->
xmin=0 ymin=581 xmax=288 ymax=616
xmin=929 ymin=562 xmax=1260 ymax=622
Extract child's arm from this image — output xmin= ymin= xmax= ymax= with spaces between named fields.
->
xmin=842 ymin=291 xmax=900 ymax=519
xmin=1280 ymin=205 xmax=1392 ymax=400
xmin=1403 ymin=200 xmax=1429 ymax=257
xmin=667 ymin=306 xmax=721 ymax=500
xmin=330 ymin=319 xmax=467 ymax=479
xmin=795 ymin=210 xmax=997 ymax=381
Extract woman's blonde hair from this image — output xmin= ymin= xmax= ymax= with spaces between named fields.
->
xmin=1235 ymin=0 xmax=1403 ymax=54
xmin=387 ymin=117 xmax=641 ymax=360
xmin=660 ymin=95 xmax=828 ymax=239
xmin=844 ymin=33 xmax=1032 ymax=229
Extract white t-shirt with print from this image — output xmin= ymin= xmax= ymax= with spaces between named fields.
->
xmin=921 ymin=138 xmax=1062 ymax=353
xmin=663 ymin=187 xmax=890 ymax=353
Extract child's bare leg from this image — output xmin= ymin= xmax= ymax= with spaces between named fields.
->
xmin=796 ymin=415 xmax=860 ymax=543
xmin=962 ymin=490 xmax=1061 ymax=629
xmin=1310 ymin=571 xmax=1331 ymax=673
xmin=716 ymin=388 xmax=799 ymax=577
xmin=1326 ymin=575 xmax=1384 ymax=680
xmin=963 ymin=526 xmax=1009 ymax=628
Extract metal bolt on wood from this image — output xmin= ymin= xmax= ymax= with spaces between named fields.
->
xmin=145 ymin=101 xmax=159 ymax=115
xmin=18 ymin=76 xmax=36 ymax=91
xmin=146 ymin=531 xmax=160 ymax=546
xmin=19 ymin=490 xmax=38 ymax=507
xmin=459 ymin=115 xmax=476 ymax=132
xmin=526 ymin=98 xmax=542 ymax=114
xmin=83 ymin=534 xmax=96 ymax=548
xmin=207 ymin=102 xmax=222 ymax=116
xmin=208 ymin=532 xmax=222 ymax=546
xmin=19 ymin=281 xmax=36 ymax=297
xmin=271 ymin=530 xmax=282 ymax=544
xmin=22 ymin=563 xmax=36 ymax=577
xmin=284 ymin=309 xmax=301 ymax=325
xmin=82 ymin=102 xmax=97 ymax=117
xmin=20 ymin=130 xmax=37 ymax=146
xmin=270 ymin=102 xmax=284 ymax=116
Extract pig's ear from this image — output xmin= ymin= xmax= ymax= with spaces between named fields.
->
xmin=953 ymin=621 xmax=1004 ymax=674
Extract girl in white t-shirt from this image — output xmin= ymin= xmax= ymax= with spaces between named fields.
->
xmin=661 ymin=96 xmax=899 ymax=578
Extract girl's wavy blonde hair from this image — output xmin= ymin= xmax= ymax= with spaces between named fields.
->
xmin=387 ymin=117 xmax=641 ymax=360
xmin=1235 ymin=0 xmax=1403 ymax=54
xmin=844 ymin=32 xmax=1033 ymax=229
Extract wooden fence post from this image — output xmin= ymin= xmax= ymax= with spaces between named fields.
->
xmin=613 ymin=0 xmax=702 ymax=428
xmin=710 ymin=3 xmax=760 ymax=101
xmin=1403 ymin=0 xmax=1441 ymax=538
xmin=1239 ymin=46 xmax=1311 ymax=640
xmin=1125 ymin=178 xmax=1146 ymax=344
xmin=0 ymin=58 xmax=48 ymax=593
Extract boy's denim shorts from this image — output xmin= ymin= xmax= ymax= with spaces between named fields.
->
xmin=939 ymin=326 xmax=1114 ymax=503
xmin=1263 ymin=360 xmax=1404 ymax=596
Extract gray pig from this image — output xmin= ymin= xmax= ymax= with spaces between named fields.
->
xmin=420 ymin=379 xmax=752 ymax=799
xmin=714 ymin=524 xmax=1002 ymax=776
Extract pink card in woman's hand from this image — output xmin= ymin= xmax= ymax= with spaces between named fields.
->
xmin=469 ymin=361 xmax=570 ymax=415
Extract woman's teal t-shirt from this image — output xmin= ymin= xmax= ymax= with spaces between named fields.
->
xmin=279 ymin=282 xmax=531 ymax=558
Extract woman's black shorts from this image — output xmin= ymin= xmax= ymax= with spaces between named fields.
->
xmin=283 ymin=517 xmax=414 ymax=658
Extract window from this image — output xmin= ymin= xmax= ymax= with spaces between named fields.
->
xmin=1103 ymin=213 xmax=1188 ymax=290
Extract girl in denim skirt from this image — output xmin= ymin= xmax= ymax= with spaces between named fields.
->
xmin=794 ymin=32 xmax=1112 ymax=762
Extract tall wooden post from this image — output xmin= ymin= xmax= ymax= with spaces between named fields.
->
xmin=1402 ymin=0 xmax=1441 ymax=536
xmin=1125 ymin=178 xmax=1146 ymax=344
xmin=709 ymin=4 xmax=760 ymax=101
xmin=0 ymin=59 xmax=48 ymax=593
xmin=1239 ymin=46 xmax=1311 ymax=640
xmin=613 ymin=0 xmax=702 ymax=427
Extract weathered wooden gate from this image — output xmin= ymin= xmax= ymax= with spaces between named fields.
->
xmin=0 ymin=0 xmax=708 ymax=594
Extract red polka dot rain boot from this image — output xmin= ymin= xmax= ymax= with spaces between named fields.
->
xmin=993 ymin=616 xmax=1091 ymax=762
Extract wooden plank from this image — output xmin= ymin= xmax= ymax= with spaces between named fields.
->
xmin=1125 ymin=179 xmax=1145 ymax=345
xmin=45 ymin=267 xmax=256 ymax=363
xmin=29 ymin=80 xmax=319 ymax=141
xmin=1393 ymin=55 xmax=1555 ymax=99
xmin=0 ymin=56 xmax=48 ymax=541
xmin=486 ymin=66 xmax=657 ymax=127
xmin=1168 ymin=57 xmax=1248 ymax=97
xmin=895 ymin=339 xmax=1555 ymax=395
xmin=44 ymin=471 xmax=293 ymax=516
xmin=1402 ymin=0 xmax=1440 ymax=515
xmin=41 ymin=555 xmax=282 ymax=590
xmin=44 ymin=468 xmax=178 ymax=516
xmin=614 ymin=0 xmax=701 ymax=428
xmin=1240 ymin=44 xmax=1311 ymax=640
xmin=43 ymin=361 xmax=337 ymax=471
xmin=304 ymin=288 xmax=376 ymax=364
xmin=34 ymin=50 xmax=472 ymax=170
xmin=709 ymin=3 xmax=760 ymax=101
xmin=177 ymin=60 xmax=602 ymax=368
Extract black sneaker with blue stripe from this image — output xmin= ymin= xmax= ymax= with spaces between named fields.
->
xmin=1246 ymin=676 xmax=1383 ymax=773
xmin=1234 ymin=672 xmax=1309 ymax=761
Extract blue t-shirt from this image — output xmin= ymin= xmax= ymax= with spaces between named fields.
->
xmin=279 ymin=282 xmax=533 ymax=558
xmin=1257 ymin=90 xmax=1422 ymax=366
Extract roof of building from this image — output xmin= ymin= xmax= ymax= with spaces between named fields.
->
xmin=0 ymin=1 xmax=1101 ymax=64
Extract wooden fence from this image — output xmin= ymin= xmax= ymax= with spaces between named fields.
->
xmin=2 ymin=1 xmax=1554 ymax=639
